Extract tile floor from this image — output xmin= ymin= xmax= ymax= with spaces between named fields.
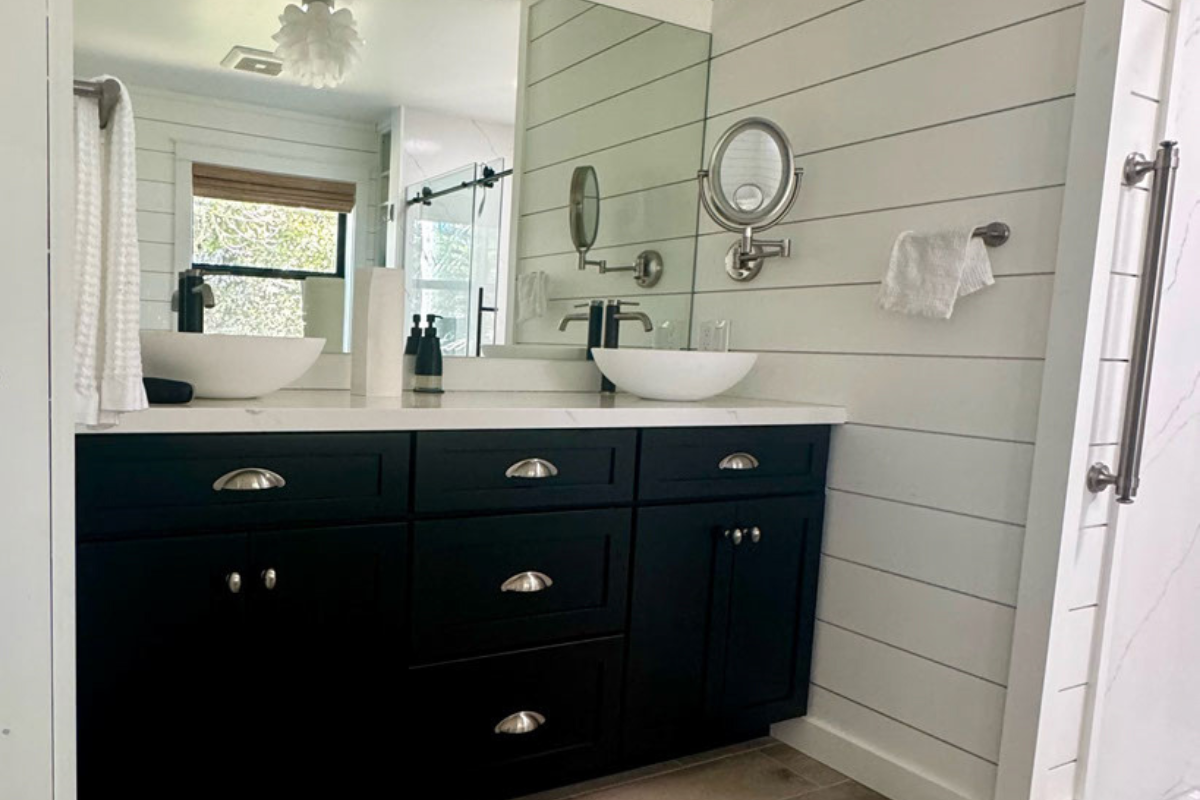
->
xmin=520 ymin=738 xmax=889 ymax=800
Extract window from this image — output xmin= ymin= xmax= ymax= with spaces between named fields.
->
xmin=191 ymin=164 xmax=355 ymax=338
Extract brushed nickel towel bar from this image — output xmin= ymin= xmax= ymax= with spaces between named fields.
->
xmin=74 ymin=78 xmax=122 ymax=130
xmin=1088 ymin=141 xmax=1181 ymax=504
xmin=973 ymin=222 xmax=1011 ymax=247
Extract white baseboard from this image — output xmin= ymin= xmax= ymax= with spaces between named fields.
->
xmin=771 ymin=717 xmax=978 ymax=800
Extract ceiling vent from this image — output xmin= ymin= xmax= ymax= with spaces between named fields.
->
xmin=220 ymin=46 xmax=283 ymax=77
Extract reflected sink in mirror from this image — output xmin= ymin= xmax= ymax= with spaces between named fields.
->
xmin=591 ymin=350 xmax=758 ymax=402
xmin=140 ymin=331 xmax=325 ymax=400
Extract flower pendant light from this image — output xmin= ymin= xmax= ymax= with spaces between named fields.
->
xmin=272 ymin=0 xmax=364 ymax=89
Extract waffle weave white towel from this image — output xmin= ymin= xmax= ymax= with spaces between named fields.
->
xmin=878 ymin=228 xmax=995 ymax=320
xmin=74 ymin=77 xmax=148 ymax=426
xmin=517 ymin=271 xmax=549 ymax=324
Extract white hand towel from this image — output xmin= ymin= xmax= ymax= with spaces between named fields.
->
xmin=74 ymin=77 xmax=148 ymax=426
xmin=517 ymin=271 xmax=549 ymax=324
xmin=878 ymin=228 xmax=995 ymax=320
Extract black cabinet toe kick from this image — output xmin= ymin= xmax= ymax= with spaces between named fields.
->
xmin=75 ymin=425 xmax=830 ymax=799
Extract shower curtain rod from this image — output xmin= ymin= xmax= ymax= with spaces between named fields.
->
xmin=406 ymin=166 xmax=514 ymax=207
xmin=74 ymin=78 xmax=122 ymax=130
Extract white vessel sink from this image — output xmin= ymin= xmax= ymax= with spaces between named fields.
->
xmin=482 ymin=344 xmax=588 ymax=361
xmin=140 ymin=331 xmax=325 ymax=399
xmin=591 ymin=350 xmax=757 ymax=402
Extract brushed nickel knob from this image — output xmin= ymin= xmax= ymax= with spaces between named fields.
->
xmin=261 ymin=568 xmax=278 ymax=591
xmin=750 ymin=527 xmax=762 ymax=544
xmin=731 ymin=528 xmax=744 ymax=546
xmin=226 ymin=572 xmax=242 ymax=594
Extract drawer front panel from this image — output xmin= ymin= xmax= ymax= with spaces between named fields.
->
xmin=409 ymin=637 xmax=623 ymax=795
xmin=413 ymin=429 xmax=636 ymax=513
xmin=639 ymin=426 xmax=830 ymax=501
xmin=412 ymin=509 xmax=630 ymax=660
xmin=76 ymin=433 xmax=410 ymax=538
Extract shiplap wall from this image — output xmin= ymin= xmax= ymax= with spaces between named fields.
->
xmin=127 ymin=86 xmax=380 ymax=330
xmin=513 ymin=0 xmax=710 ymax=347
xmin=697 ymin=3 xmax=1087 ymax=800
xmin=1043 ymin=2 xmax=1177 ymax=796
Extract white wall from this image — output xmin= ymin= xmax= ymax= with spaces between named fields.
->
xmin=125 ymin=86 xmax=380 ymax=331
xmin=513 ymin=0 xmax=711 ymax=348
xmin=695 ymin=2 xmax=1088 ymax=800
xmin=592 ymin=0 xmax=712 ymax=32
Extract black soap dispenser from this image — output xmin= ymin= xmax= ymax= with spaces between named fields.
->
xmin=404 ymin=314 xmax=423 ymax=387
xmin=413 ymin=314 xmax=445 ymax=394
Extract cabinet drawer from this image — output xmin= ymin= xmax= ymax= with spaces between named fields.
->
xmin=413 ymin=429 xmax=636 ymax=514
xmin=638 ymin=426 xmax=830 ymax=502
xmin=76 ymin=433 xmax=410 ymax=539
xmin=409 ymin=637 xmax=623 ymax=796
xmin=412 ymin=509 xmax=630 ymax=660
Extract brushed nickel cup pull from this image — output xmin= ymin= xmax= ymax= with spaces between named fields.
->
xmin=226 ymin=572 xmax=242 ymax=594
xmin=501 ymin=571 xmax=554 ymax=593
xmin=261 ymin=568 xmax=278 ymax=591
xmin=718 ymin=452 xmax=760 ymax=471
xmin=505 ymin=458 xmax=560 ymax=480
xmin=494 ymin=711 xmax=546 ymax=735
xmin=213 ymin=468 xmax=286 ymax=492
xmin=730 ymin=528 xmax=744 ymax=546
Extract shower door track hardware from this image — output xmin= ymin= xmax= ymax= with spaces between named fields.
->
xmin=1088 ymin=141 xmax=1181 ymax=504
xmin=407 ymin=167 xmax=514 ymax=207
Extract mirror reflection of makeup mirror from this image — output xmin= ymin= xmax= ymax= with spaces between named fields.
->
xmin=699 ymin=117 xmax=805 ymax=282
xmin=569 ymin=165 xmax=664 ymax=289
xmin=569 ymin=165 xmax=601 ymax=258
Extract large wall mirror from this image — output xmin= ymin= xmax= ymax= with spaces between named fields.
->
xmin=74 ymin=0 xmax=712 ymax=361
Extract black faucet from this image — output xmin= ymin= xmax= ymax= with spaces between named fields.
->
xmin=173 ymin=269 xmax=216 ymax=333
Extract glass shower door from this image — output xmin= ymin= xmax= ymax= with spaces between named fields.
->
xmin=403 ymin=161 xmax=505 ymax=357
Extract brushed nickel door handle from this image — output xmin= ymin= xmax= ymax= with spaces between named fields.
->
xmin=505 ymin=458 xmax=559 ymax=479
xmin=718 ymin=452 xmax=760 ymax=471
xmin=212 ymin=468 xmax=286 ymax=492
xmin=500 ymin=571 xmax=554 ymax=593
xmin=494 ymin=711 xmax=546 ymax=735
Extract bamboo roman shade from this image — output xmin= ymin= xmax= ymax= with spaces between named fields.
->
xmin=192 ymin=163 xmax=357 ymax=213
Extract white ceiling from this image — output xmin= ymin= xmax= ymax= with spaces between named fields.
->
xmin=74 ymin=0 xmax=523 ymax=124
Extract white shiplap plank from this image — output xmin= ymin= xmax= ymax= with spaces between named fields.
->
xmin=812 ymin=622 xmax=1008 ymax=761
xmin=526 ymin=5 xmax=657 ymax=85
xmin=709 ymin=0 xmax=854 ymax=57
xmin=140 ymin=271 xmax=174 ymax=304
xmin=728 ymin=352 xmax=1044 ymax=443
xmin=823 ymin=491 xmax=1024 ymax=607
xmin=519 ymin=182 xmax=698 ymax=258
xmin=1101 ymin=274 xmax=1138 ymax=361
xmin=136 ymin=179 xmax=174 ymax=213
xmin=692 ymin=276 xmax=1055 ymax=360
xmin=818 ymin=558 xmax=1016 ymax=685
xmin=707 ymin=0 xmax=1080 ymax=117
xmin=139 ymin=241 xmax=176 ymax=274
xmin=1125 ymin=0 xmax=1172 ymax=100
xmin=140 ymin=300 xmax=171 ymax=331
xmin=521 ymin=123 xmax=704 ymax=215
xmin=1045 ymin=761 xmax=1079 ymax=800
xmin=1092 ymin=360 xmax=1129 ymax=444
xmin=1068 ymin=524 xmax=1108 ymax=610
xmin=136 ymin=150 xmax=174 ymax=183
xmin=529 ymin=0 xmax=594 ymax=40
xmin=130 ymin=88 xmax=377 ymax=153
xmin=516 ymin=293 xmax=692 ymax=347
xmin=526 ymin=23 xmax=710 ymax=128
xmin=1044 ymin=685 xmax=1088 ymax=768
xmin=795 ymin=686 xmax=1000 ymax=800
xmin=828 ymin=426 xmax=1035 ymax=525
xmin=523 ymin=63 xmax=708 ymax=171
xmin=700 ymin=99 xmax=1074 ymax=235
xmin=1052 ymin=607 xmax=1099 ymax=690
xmin=707 ymin=8 xmax=1082 ymax=155
xmin=695 ymin=187 xmax=1065 ymax=293
xmin=135 ymin=119 xmax=377 ymax=170
xmin=518 ymin=237 xmax=697 ymax=298
xmin=137 ymin=211 xmax=173 ymax=245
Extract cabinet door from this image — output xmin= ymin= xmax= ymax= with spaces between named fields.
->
xmin=707 ymin=496 xmax=823 ymax=734
xmin=623 ymin=502 xmax=732 ymax=761
xmin=249 ymin=523 xmax=406 ymax=796
xmin=76 ymin=533 xmax=249 ymax=800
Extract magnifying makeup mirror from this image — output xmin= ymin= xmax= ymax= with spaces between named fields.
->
xmin=698 ymin=118 xmax=804 ymax=282
xmin=569 ymin=165 xmax=664 ymax=288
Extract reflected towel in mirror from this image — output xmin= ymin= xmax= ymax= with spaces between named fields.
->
xmin=517 ymin=271 xmax=549 ymax=323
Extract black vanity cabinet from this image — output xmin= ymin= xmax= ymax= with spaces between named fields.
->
xmin=76 ymin=425 xmax=829 ymax=799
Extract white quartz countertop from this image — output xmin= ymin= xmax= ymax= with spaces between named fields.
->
xmin=78 ymin=391 xmax=847 ymax=434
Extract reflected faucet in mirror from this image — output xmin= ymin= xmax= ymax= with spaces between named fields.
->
xmin=569 ymin=166 xmax=665 ymax=289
